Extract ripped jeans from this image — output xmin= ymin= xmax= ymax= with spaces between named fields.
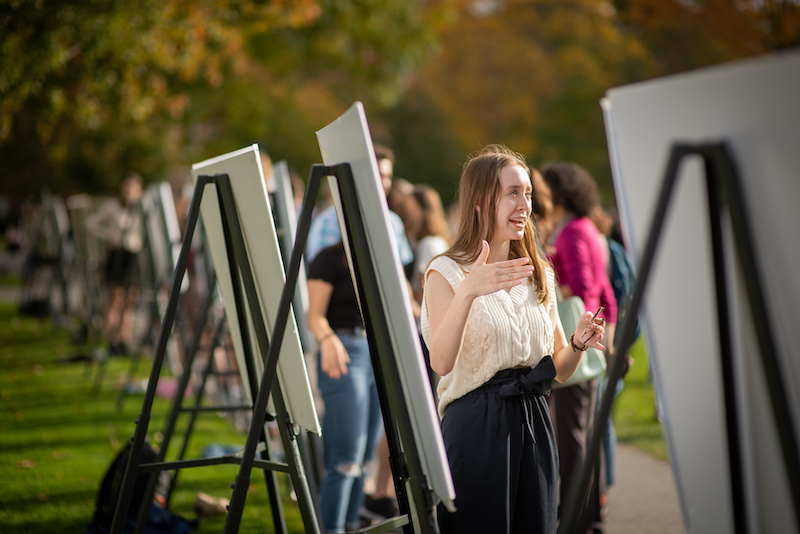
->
xmin=317 ymin=329 xmax=383 ymax=532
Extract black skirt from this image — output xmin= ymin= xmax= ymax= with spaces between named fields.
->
xmin=104 ymin=248 xmax=137 ymax=286
xmin=439 ymin=356 xmax=558 ymax=534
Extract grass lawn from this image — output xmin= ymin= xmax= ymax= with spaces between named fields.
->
xmin=0 ymin=284 xmax=670 ymax=532
xmin=612 ymin=333 xmax=668 ymax=460
xmin=0 ymin=302 xmax=305 ymax=533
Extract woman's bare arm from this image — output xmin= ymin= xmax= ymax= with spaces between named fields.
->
xmin=307 ymin=279 xmax=350 ymax=379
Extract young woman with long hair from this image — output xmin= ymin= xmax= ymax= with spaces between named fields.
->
xmin=421 ymin=145 xmax=606 ymax=533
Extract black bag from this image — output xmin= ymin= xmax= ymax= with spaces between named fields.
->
xmin=85 ymin=442 xmax=198 ymax=534
xmin=87 ymin=441 xmax=158 ymax=531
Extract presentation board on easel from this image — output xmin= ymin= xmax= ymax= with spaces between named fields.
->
xmin=602 ymin=51 xmax=800 ymax=533
xmin=141 ymin=183 xmax=187 ymax=292
xmin=316 ymin=102 xmax=455 ymax=514
xmin=191 ymin=146 xmax=320 ymax=434
xmin=270 ymin=160 xmax=314 ymax=353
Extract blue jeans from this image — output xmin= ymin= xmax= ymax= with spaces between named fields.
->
xmin=317 ymin=330 xmax=383 ymax=532
xmin=597 ymin=374 xmax=624 ymax=487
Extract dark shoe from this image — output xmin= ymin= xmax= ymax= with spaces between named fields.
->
xmin=362 ymin=495 xmax=399 ymax=521
xmin=109 ymin=342 xmax=129 ymax=356
xmin=71 ymin=323 xmax=88 ymax=345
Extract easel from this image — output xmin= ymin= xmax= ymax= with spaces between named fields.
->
xmin=560 ymin=142 xmax=800 ymax=534
xmin=222 ymin=162 xmax=439 ymax=534
xmin=64 ymin=195 xmax=106 ymax=366
xmin=18 ymin=192 xmax=72 ymax=321
xmin=114 ymin=186 xmax=190 ymax=407
xmin=110 ymin=173 xmax=320 ymax=534
xmin=268 ymin=160 xmax=325 ymax=501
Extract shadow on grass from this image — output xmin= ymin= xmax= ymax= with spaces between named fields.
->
xmin=4 ymin=488 xmax=97 ymax=507
xmin=0 ymin=516 xmax=92 ymax=534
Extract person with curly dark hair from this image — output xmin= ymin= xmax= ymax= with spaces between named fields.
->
xmin=540 ymin=161 xmax=617 ymax=534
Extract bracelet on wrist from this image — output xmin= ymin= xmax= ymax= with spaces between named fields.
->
xmin=318 ymin=332 xmax=336 ymax=344
xmin=570 ymin=332 xmax=587 ymax=352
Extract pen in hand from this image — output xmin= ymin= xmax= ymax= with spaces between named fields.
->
xmin=581 ymin=306 xmax=604 ymax=345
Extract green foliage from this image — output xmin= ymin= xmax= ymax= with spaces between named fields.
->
xmin=382 ymin=0 xmax=655 ymax=207
xmin=613 ymin=0 xmax=800 ymax=75
xmin=3 ymin=0 xmax=796 ymax=208
xmin=0 ymin=0 xmax=445 ymax=197
xmin=379 ymin=86 xmax=465 ymax=207
xmin=0 ymin=302 xmax=304 ymax=533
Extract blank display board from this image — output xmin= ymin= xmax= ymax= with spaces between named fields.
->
xmin=142 ymin=183 xmax=186 ymax=291
xmin=271 ymin=160 xmax=313 ymax=353
xmin=602 ymin=52 xmax=800 ymax=533
xmin=316 ymin=102 xmax=456 ymax=510
xmin=191 ymin=146 xmax=320 ymax=434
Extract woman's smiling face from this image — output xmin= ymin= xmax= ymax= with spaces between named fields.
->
xmin=493 ymin=163 xmax=532 ymax=245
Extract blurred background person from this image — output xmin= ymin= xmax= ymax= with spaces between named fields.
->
xmin=530 ymin=166 xmax=555 ymax=248
xmin=410 ymin=184 xmax=451 ymax=305
xmin=590 ymin=204 xmax=639 ymax=495
xmin=85 ymin=174 xmax=144 ymax=356
xmin=304 ymin=143 xmax=414 ymax=524
xmin=306 ymin=240 xmax=383 ymax=533
xmin=541 ymin=161 xmax=617 ymax=534
xmin=406 ymin=183 xmax=453 ymax=404
xmin=305 ymin=144 xmax=413 ymax=269
xmin=387 ymin=178 xmax=423 ymax=282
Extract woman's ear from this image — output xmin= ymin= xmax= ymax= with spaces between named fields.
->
xmin=475 ymin=204 xmax=480 ymax=212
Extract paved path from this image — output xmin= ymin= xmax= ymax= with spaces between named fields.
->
xmin=603 ymin=444 xmax=686 ymax=534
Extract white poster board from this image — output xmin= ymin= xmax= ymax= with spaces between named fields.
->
xmin=191 ymin=146 xmax=320 ymax=434
xmin=602 ymin=51 xmax=800 ymax=533
xmin=271 ymin=160 xmax=313 ymax=353
xmin=142 ymin=184 xmax=173 ymax=287
xmin=316 ymin=102 xmax=455 ymax=511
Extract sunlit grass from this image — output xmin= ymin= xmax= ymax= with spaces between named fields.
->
xmin=0 ymin=288 xmax=670 ymax=532
xmin=0 ymin=302 xmax=303 ymax=533
xmin=612 ymin=333 xmax=668 ymax=460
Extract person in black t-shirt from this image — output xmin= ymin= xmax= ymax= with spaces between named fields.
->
xmin=307 ymin=242 xmax=383 ymax=533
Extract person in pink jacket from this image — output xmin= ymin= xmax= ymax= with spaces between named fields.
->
xmin=542 ymin=161 xmax=617 ymax=534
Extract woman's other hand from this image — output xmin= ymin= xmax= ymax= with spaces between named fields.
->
xmin=320 ymin=335 xmax=350 ymax=379
xmin=575 ymin=311 xmax=606 ymax=352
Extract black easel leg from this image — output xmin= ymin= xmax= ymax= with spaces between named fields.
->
xmin=711 ymin=145 xmax=800 ymax=529
xmin=130 ymin=279 xmax=219 ymax=534
xmin=295 ymin=429 xmax=323 ymax=520
xmin=332 ymin=163 xmax=437 ymax=534
xmin=165 ymin=300 xmax=220 ymax=506
xmin=560 ymin=144 xmax=690 ymax=534
xmin=272 ymin=383 xmax=317 ymax=531
xmin=261 ymin=438 xmax=289 ymax=534
xmin=222 ymin=166 xmax=325 ymax=534
xmin=704 ymin=152 xmax=748 ymax=533
xmin=109 ymin=177 xmax=210 ymax=534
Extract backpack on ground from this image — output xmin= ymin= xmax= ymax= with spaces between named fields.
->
xmin=84 ymin=441 xmax=198 ymax=534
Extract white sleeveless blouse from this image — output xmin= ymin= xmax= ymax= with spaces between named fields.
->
xmin=421 ymin=256 xmax=558 ymax=418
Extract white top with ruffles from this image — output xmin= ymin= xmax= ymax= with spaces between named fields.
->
xmin=421 ymin=255 xmax=558 ymax=418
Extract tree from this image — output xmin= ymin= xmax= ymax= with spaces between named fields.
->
xmin=0 ymin=0 xmax=447 ymax=197
xmin=385 ymin=0 xmax=654 ymax=205
xmin=613 ymin=0 xmax=800 ymax=74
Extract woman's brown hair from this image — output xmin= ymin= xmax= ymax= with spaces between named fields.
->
xmin=443 ymin=144 xmax=550 ymax=304
xmin=530 ymin=167 xmax=554 ymax=245
xmin=412 ymin=184 xmax=452 ymax=243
